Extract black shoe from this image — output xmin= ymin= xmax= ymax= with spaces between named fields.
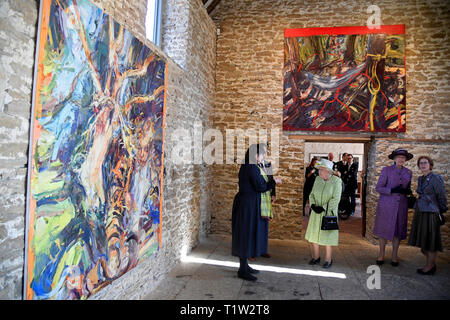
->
xmin=308 ymin=257 xmax=321 ymax=265
xmin=390 ymin=261 xmax=399 ymax=267
xmin=323 ymin=260 xmax=333 ymax=269
xmin=376 ymin=259 xmax=384 ymax=266
xmin=238 ymin=271 xmax=257 ymax=281
xmin=417 ymin=265 xmax=436 ymax=275
xmin=247 ymin=265 xmax=260 ymax=274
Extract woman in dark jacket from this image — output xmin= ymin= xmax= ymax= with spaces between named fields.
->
xmin=232 ymin=144 xmax=281 ymax=281
xmin=303 ymin=157 xmax=319 ymax=216
xmin=408 ymin=156 xmax=447 ymax=275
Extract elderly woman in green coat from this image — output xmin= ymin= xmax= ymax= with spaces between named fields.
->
xmin=305 ymin=159 xmax=342 ymax=268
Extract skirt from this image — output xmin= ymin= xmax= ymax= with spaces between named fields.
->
xmin=408 ymin=209 xmax=443 ymax=253
xmin=255 ymin=217 xmax=269 ymax=255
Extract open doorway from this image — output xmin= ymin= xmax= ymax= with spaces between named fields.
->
xmin=302 ymin=142 xmax=367 ymax=237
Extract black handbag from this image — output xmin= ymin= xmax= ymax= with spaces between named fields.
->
xmin=321 ymin=203 xmax=339 ymax=230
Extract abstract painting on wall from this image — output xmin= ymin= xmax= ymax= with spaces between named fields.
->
xmin=24 ymin=0 xmax=167 ymax=299
xmin=283 ymin=25 xmax=406 ymax=132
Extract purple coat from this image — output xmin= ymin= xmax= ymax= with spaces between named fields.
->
xmin=373 ymin=165 xmax=412 ymax=240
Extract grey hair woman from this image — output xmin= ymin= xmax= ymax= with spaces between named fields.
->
xmin=408 ymin=156 xmax=447 ymax=275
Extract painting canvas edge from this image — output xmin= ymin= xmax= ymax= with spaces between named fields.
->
xmin=24 ymin=0 xmax=50 ymax=300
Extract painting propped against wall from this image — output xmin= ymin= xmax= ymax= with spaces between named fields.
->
xmin=283 ymin=25 xmax=406 ymax=132
xmin=24 ymin=0 xmax=167 ymax=299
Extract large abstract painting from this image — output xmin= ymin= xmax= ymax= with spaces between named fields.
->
xmin=24 ymin=0 xmax=167 ymax=299
xmin=283 ymin=25 xmax=406 ymax=132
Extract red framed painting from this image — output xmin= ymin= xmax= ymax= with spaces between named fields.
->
xmin=283 ymin=25 xmax=406 ymax=132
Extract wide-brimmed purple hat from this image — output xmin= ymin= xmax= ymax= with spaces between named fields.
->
xmin=388 ymin=148 xmax=413 ymax=161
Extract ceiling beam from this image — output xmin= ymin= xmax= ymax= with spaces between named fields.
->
xmin=205 ymin=0 xmax=222 ymax=14
xmin=288 ymin=135 xmax=372 ymax=143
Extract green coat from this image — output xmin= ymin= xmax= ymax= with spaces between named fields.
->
xmin=305 ymin=175 xmax=342 ymax=246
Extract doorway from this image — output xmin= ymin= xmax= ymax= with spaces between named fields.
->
xmin=302 ymin=142 xmax=368 ymax=237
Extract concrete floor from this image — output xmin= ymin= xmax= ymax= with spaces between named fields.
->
xmin=143 ymin=231 xmax=450 ymax=300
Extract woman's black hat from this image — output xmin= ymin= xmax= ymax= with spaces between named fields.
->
xmin=388 ymin=148 xmax=413 ymax=161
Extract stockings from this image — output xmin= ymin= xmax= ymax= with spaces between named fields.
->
xmin=239 ymin=258 xmax=248 ymax=274
xmin=238 ymin=257 xmax=258 ymax=281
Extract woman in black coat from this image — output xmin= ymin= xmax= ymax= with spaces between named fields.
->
xmin=303 ymin=157 xmax=319 ymax=216
xmin=232 ymin=144 xmax=281 ymax=281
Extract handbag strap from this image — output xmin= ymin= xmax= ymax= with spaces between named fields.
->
xmin=325 ymin=202 xmax=335 ymax=216
xmin=325 ymin=201 xmax=337 ymax=216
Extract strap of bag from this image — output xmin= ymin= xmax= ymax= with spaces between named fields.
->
xmin=325 ymin=202 xmax=337 ymax=217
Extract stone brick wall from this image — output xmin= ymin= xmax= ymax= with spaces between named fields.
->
xmin=210 ymin=0 xmax=450 ymax=246
xmin=0 ymin=0 xmax=216 ymax=300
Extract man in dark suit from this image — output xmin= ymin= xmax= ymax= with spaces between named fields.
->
xmin=340 ymin=154 xmax=358 ymax=215
xmin=336 ymin=153 xmax=348 ymax=174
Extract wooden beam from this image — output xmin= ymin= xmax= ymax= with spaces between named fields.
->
xmin=206 ymin=0 xmax=222 ymax=14
xmin=287 ymin=134 xmax=450 ymax=144
xmin=376 ymin=137 xmax=450 ymax=143
xmin=288 ymin=135 xmax=372 ymax=143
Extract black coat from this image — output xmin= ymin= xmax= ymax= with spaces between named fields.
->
xmin=232 ymin=164 xmax=276 ymax=258
xmin=337 ymin=161 xmax=358 ymax=191
xmin=303 ymin=166 xmax=318 ymax=196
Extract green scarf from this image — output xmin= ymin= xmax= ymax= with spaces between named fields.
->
xmin=259 ymin=166 xmax=273 ymax=219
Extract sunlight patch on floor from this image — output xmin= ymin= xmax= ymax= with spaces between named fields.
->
xmin=180 ymin=255 xmax=347 ymax=279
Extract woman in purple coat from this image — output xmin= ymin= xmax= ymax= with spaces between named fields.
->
xmin=373 ymin=148 xmax=413 ymax=267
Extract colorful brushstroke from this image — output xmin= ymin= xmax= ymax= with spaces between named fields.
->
xmin=283 ymin=25 xmax=406 ymax=132
xmin=25 ymin=0 xmax=167 ymax=299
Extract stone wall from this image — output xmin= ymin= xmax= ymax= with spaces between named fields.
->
xmin=210 ymin=0 xmax=450 ymax=245
xmin=0 ymin=0 xmax=216 ymax=300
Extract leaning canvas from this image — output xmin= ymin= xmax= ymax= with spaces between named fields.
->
xmin=283 ymin=25 xmax=406 ymax=132
xmin=24 ymin=0 xmax=167 ymax=299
